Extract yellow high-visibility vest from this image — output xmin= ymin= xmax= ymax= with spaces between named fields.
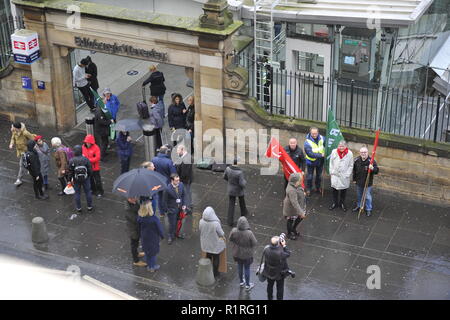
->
xmin=305 ymin=137 xmax=324 ymax=162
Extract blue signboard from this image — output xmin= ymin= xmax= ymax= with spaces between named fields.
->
xmin=14 ymin=50 xmax=41 ymax=65
xmin=37 ymin=80 xmax=45 ymax=90
xmin=22 ymin=76 xmax=32 ymax=90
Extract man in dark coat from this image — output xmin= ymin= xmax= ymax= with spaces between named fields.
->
xmin=261 ymin=236 xmax=291 ymax=300
xmin=352 ymin=146 xmax=379 ymax=217
xmin=93 ymin=106 xmax=113 ymax=160
xmin=175 ymin=144 xmax=193 ymax=213
xmin=161 ymin=173 xmax=186 ymax=244
xmin=152 ymin=145 xmax=177 ymax=215
xmin=68 ymin=145 xmax=93 ymax=214
xmin=24 ymin=140 xmax=48 ymax=200
xmin=125 ymin=197 xmax=146 ymax=267
xmin=224 ymin=159 xmax=248 ymax=227
xmin=284 ymin=138 xmax=306 ymax=190
xmin=85 ymin=56 xmax=99 ymax=92
xmin=142 ymin=65 xmax=166 ymax=111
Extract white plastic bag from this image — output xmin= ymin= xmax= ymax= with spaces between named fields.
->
xmin=64 ymin=182 xmax=75 ymax=195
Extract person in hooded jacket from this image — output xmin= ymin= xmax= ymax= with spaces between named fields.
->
xmin=283 ymin=172 xmax=306 ymax=240
xmin=9 ymin=122 xmax=36 ymax=186
xmin=229 ymin=216 xmax=257 ymax=291
xmin=85 ymin=56 xmax=99 ymax=92
xmin=82 ymin=134 xmax=104 ymax=197
xmin=116 ymin=131 xmax=133 ymax=174
xmin=24 ymin=140 xmax=48 ymax=200
xmin=199 ymin=206 xmax=226 ymax=278
xmin=69 ymin=145 xmax=93 ymax=214
xmin=224 ymin=159 xmax=248 ymax=227
xmin=142 ymin=65 xmax=166 ymax=111
xmin=34 ymin=135 xmax=51 ymax=191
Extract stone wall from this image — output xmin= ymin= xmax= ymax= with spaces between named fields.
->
xmin=223 ymin=94 xmax=450 ymax=204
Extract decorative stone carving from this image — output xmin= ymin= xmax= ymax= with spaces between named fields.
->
xmin=224 ymin=63 xmax=248 ymax=94
xmin=199 ymin=0 xmax=233 ymax=30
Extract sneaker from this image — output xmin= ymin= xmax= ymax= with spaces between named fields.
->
xmin=76 ymin=208 xmax=82 ymax=213
xmin=87 ymin=207 xmax=94 ymax=212
xmin=167 ymin=238 xmax=173 ymax=245
xmin=240 ymin=281 xmax=245 ymax=287
xmin=133 ymin=261 xmax=147 ymax=267
xmin=138 ymin=252 xmax=145 ymax=258
xmin=329 ymin=203 xmax=337 ymax=210
xmin=147 ymin=264 xmax=160 ymax=272
xmin=366 ymin=210 xmax=372 ymax=217
xmin=14 ymin=179 xmax=23 ymax=186
xmin=340 ymin=203 xmax=347 ymax=212
xmin=97 ymin=194 xmax=103 ymax=198
xmin=245 ymin=283 xmax=255 ymax=291
xmin=176 ymin=233 xmax=186 ymax=239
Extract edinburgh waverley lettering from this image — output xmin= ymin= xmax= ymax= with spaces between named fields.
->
xmin=74 ymin=37 xmax=168 ymax=62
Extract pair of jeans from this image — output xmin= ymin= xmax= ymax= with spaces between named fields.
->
xmin=332 ymin=188 xmax=347 ymax=205
xmin=306 ymin=164 xmax=323 ymax=191
xmin=120 ymin=157 xmax=131 ymax=174
xmin=267 ymin=278 xmax=285 ymax=300
xmin=146 ymin=254 xmax=157 ymax=269
xmin=78 ymin=84 xmax=95 ymax=109
xmin=357 ymin=185 xmax=373 ymax=211
xmin=158 ymin=94 xmax=165 ymax=113
xmin=73 ymin=178 xmax=93 ymax=210
xmin=206 ymin=252 xmax=220 ymax=277
xmin=167 ymin=211 xmax=178 ymax=240
xmin=32 ymin=174 xmax=44 ymax=198
xmin=90 ymin=171 xmax=104 ymax=195
xmin=227 ymin=196 xmax=248 ymax=226
xmin=237 ymin=260 xmax=252 ymax=286
xmin=130 ymin=238 xmax=140 ymax=263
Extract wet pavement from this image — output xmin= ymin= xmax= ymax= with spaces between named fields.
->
xmin=0 ymin=119 xmax=449 ymax=300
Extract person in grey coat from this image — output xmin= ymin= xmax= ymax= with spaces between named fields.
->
xmin=224 ymin=159 xmax=249 ymax=227
xmin=199 ymin=206 xmax=226 ymax=278
xmin=34 ymin=136 xmax=51 ymax=191
xmin=229 ymin=216 xmax=257 ymax=291
xmin=283 ymin=172 xmax=307 ymax=240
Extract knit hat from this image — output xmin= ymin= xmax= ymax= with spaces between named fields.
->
xmin=288 ymin=172 xmax=301 ymax=184
xmin=13 ymin=122 xmax=21 ymax=129
xmin=51 ymin=137 xmax=61 ymax=147
xmin=102 ymin=87 xmax=112 ymax=96
xmin=34 ymin=135 xmax=43 ymax=142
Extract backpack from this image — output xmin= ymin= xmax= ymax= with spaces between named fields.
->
xmin=73 ymin=165 xmax=88 ymax=182
xmin=21 ymin=152 xmax=32 ymax=170
xmin=60 ymin=146 xmax=74 ymax=162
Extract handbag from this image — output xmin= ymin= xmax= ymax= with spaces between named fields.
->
xmin=64 ymin=182 xmax=75 ymax=195
xmin=256 ymin=245 xmax=269 ymax=282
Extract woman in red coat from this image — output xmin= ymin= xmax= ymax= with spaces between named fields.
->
xmin=82 ymin=134 xmax=104 ymax=197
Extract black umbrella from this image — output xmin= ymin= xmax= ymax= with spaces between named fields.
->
xmin=112 ymin=168 xmax=167 ymax=198
xmin=114 ymin=118 xmax=143 ymax=132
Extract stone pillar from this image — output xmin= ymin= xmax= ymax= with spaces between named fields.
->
xmin=200 ymin=0 xmax=233 ymax=31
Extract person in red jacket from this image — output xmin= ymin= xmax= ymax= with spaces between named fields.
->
xmin=82 ymin=134 xmax=104 ymax=197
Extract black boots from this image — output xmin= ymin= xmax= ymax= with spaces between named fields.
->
xmin=329 ymin=203 xmax=337 ymax=210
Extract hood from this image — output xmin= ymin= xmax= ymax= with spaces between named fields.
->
xmin=157 ymin=152 xmax=169 ymax=159
xmin=237 ymin=216 xmax=250 ymax=231
xmin=84 ymin=134 xmax=96 ymax=145
xmin=288 ymin=172 xmax=301 ymax=185
xmin=13 ymin=123 xmax=26 ymax=134
xmin=202 ymin=206 xmax=219 ymax=222
xmin=73 ymin=145 xmax=83 ymax=157
xmin=27 ymin=140 xmax=36 ymax=152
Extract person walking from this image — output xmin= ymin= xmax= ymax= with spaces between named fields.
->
xmin=137 ymin=200 xmax=164 ymax=272
xmin=161 ymin=173 xmax=186 ymax=244
xmin=284 ymin=138 xmax=306 ymax=190
xmin=175 ymin=144 xmax=193 ymax=213
xmin=352 ymin=146 xmax=379 ymax=217
xmin=125 ymin=197 xmax=147 ymax=267
xmin=199 ymin=206 xmax=226 ymax=279
xmin=329 ymin=141 xmax=354 ymax=212
xmin=73 ymin=58 xmax=95 ymax=111
xmin=116 ymin=131 xmax=133 ymax=174
xmin=224 ymin=159 xmax=248 ymax=227
xmin=51 ymin=137 xmax=70 ymax=196
xmin=69 ymin=145 xmax=93 ymax=214
xmin=304 ymin=127 xmax=325 ymax=196
xmin=85 ymin=56 xmax=99 ymax=93
xmin=168 ymin=93 xmax=187 ymax=146
xmin=149 ymin=96 xmax=164 ymax=151
xmin=283 ymin=172 xmax=306 ymax=240
xmin=9 ymin=122 xmax=36 ymax=186
xmin=93 ymin=106 xmax=113 ymax=160
xmin=152 ymin=145 xmax=176 ymax=214
xmin=23 ymin=140 xmax=48 ymax=200
xmin=142 ymin=65 xmax=166 ymax=112
xmin=261 ymin=235 xmax=291 ymax=300
xmin=34 ymin=135 xmax=51 ymax=191
xmin=102 ymin=88 xmax=120 ymax=122
xmin=229 ymin=216 xmax=257 ymax=291
xmin=82 ymin=134 xmax=104 ymax=198
xmin=184 ymin=95 xmax=195 ymax=153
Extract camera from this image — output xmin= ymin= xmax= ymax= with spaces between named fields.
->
xmin=279 ymin=233 xmax=286 ymax=244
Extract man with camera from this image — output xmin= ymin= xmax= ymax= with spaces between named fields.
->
xmin=260 ymin=234 xmax=294 ymax=300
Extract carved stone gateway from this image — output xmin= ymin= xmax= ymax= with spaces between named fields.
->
xmin=223 ymin=63 xmax=248 ymax=94
xmin=199 ymin=0 xmax=233 ymax=30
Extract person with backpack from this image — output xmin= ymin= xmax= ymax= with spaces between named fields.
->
xmin=23 ymin=140 xmax=48 ymax=200
xmin=142 ymin=65 xmax=166 ymax=111
xmin=51 ymin=137 xmax=72 ymax=196
xmin=149 ymin=96 xmax=164 ymax=151
xmin=82 ymin=134 xmax=104 ymax=197
xmin=116 ymin=131 xmax=133 ymax=174
xmin=69 ymin=145 xmax=93 ymax=214
xmin=9 ymin=122 xmax=36 ymax=187
xmin=34 ymin=135 xmax=51 ymax=191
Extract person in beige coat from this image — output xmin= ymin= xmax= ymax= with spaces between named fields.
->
xmin=283 ymin=172 xmax=306 ymax=240
xmin=329 ymin=140 xmax=354 ymax=212
xmin=9 ymin=122 xmax=36 ymax=186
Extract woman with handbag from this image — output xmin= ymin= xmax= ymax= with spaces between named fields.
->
xmin=229 ymin=216 xmax=257 ymax=291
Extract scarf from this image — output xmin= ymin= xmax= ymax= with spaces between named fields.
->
xmin=337 ymin=148 xmax=348 ymax=159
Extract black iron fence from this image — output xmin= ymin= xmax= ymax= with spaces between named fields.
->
xmin=234 ymin=54 xmax=450 ymax=143
xmin=0 ymin=15 xmax=25 ymax=70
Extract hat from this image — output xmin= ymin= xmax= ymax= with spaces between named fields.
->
xmin=34 ymin=135 xmax=43 ymax=142
xmin=51 ymin=137 xmax=61 ymax=147
xmin=102 ymin=87 xmax=112 ymax=95
xmin=80 ymin=58 xmax=89 ymax=65
xmin=13 ymin=122 xmax=21 ymax=129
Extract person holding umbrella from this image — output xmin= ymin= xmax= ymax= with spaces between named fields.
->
xmin=116 ymin=131 xmax=133 ymax=174
xmin=137 ymin=200 xmax=164 ymax=272
xmin=161 ymin=173 xmax=186 ymax=244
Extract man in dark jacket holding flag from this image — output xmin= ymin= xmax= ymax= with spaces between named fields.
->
xmin=284 ymin=138 xmax=305 ymax=191
xmin=352 ymin=146 xmax=379 ymax=217
xmin=304 ymin=127 xmax=325 ymax=196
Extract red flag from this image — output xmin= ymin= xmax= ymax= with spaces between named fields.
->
xmin=369 ymin=129 xmax=380 ymax=170
xmin=265 ymin=137 xmax=304 ymax=185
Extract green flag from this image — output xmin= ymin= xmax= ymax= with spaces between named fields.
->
xmin=325 ymin=107 xmax=344 ymax=174
xmin=91 ymin=88 xmax=112 ymax=120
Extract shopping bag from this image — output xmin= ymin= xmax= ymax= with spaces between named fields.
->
xmin=64 ymin=182 xmax=75 ymax=195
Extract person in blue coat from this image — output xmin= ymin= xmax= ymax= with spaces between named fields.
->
xmin=137 ymin=200 xmax=164 ymax=272
xmin=152 ymin=145 xmax=177 ymax=215
xmin=161 ymin=173 xmax=186 ymax=245
xmin=116 ymin=131 xmax=133 ymax=174
xmin=303 ymin=127 xmax=325 ymax=196
xmin=102 ymin=88 xmax=120 ymax=122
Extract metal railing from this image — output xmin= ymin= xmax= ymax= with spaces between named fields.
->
xmin=0 ymin=15 xmax=25 ymax=71
xmin=234 ymin=54 xmax=450 ymax=143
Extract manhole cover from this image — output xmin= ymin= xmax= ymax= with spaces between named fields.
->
xmin=127 ymin=70 xmax=139 ymax=76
